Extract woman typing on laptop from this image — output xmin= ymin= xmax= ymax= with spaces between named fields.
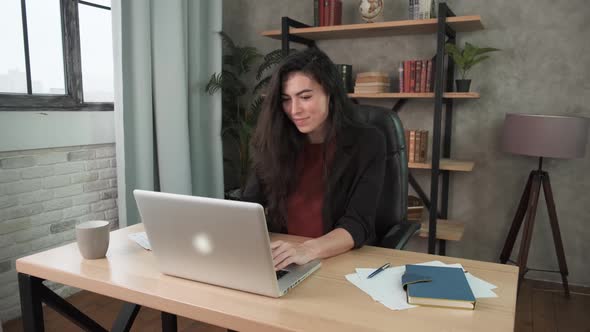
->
xmin=242 ymin=47 xmax=387 ymax=271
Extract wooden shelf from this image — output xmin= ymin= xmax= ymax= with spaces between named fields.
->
xmin=417 ymin=219 xmax=465 ymax=241
xmin=409 ymin=159 xmax=475 ymax=172
xmin=349 ymin=92 xmax=480 ymax=99
xmin=261 ymin=16 xmax=483 ymax=40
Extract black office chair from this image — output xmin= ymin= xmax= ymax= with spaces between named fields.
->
xmin=353 ymin=104 xmax=420 ymax=250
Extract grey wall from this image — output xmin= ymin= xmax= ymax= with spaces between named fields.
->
xmin=0 ymin=144 xmax=118 ymax=321
xmin=223 ymin=0 xmax=590 ymax=286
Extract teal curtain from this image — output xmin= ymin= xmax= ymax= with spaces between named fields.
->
xmin=112 ymin=0 xmax=223 ymax=226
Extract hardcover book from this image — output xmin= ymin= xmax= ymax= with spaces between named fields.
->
xmin=398 ymin=62 xmax=404 ymax=92
xmin=402 ymin=265 xmax=476 ymax=309
xmin=408 ymin=130 xmax=416 ymax=162
xmin=419 ymin=130 xmax=428 ymax=162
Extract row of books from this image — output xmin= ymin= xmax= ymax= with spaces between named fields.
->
xmin=313 ymin=0 xmax=342 ymax=26
xmin=398 ymin=59 xmax=434 ymax=93
xmin=408 ymin=0 xmax=438 ymax=20
xmin=405 ymin=129 xmax=429 ymax=163
xmin=354 ymin=72 xmax=390 ymax=94
xmin=407 ymin=195 xmax=424 ymax=221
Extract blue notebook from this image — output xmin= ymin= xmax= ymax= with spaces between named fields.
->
xmin=402 ymin=265 xmax=476 ymax=309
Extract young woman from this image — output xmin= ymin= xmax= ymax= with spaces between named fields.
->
xmin=242 ymin=47 xmax=387 ymax=270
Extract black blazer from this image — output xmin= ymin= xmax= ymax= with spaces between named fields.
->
xmin=242 ymin=122 xmax=386 ymax=248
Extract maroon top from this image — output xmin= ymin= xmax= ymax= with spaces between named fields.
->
xmin=287 ymin=140 xmax=335 ymax=238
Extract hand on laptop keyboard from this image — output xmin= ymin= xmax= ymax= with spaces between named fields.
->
xmin=271 ymin=240 xmax=316 ymax=271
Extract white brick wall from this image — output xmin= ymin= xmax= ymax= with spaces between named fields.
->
xmin=0 ymin=143 xmax=118 ymax=323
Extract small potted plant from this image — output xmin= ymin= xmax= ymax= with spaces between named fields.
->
xmin=445 ymin=42 xmax=499 ymax=92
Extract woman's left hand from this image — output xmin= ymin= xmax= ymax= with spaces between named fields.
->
xmin=271 ymin=240 xmax=318 ymax=270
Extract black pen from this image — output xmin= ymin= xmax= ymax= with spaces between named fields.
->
xmin=367 ymin=262 xmax=390 ymax=279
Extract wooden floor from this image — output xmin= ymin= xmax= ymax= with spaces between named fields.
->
xmin=3 ymin=279 xmax=589 ymax=332
xmin=515 ymin=279 xmax=590 ymax=332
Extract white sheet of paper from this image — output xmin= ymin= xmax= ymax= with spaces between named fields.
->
xmin=347 ymin=266 xmax=416 ymax=310
xmin=128 ymin=232 xmax=152 ymax=250
xmin=465 ymin=273 xmax=498 ymax=298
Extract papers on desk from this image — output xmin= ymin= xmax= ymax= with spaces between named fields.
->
xmin=346 ymin=265 xmax=416 ymax=310
xmin=128 ymin=232 xmax=152 ymax=250
xmin=345 ymin=260 xmax=497 ymax=310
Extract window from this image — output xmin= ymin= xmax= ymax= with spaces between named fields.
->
xmin=0 ymin=0 xmax=113 ymax=111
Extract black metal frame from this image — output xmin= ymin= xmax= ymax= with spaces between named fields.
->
xmin=426 ymin=2 xmax=456 ymax=255
xmin=18 ymin=273 xmax=179 ymax=332
xmin=280 ymin=17 xmax=316 ymax=56
xmin=277 ymin=2 xmax=460 ymax=255
xmin=0 ymin=0 xmax=113 ymax=112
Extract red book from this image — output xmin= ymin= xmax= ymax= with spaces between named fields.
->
xmin=333 ymin=0 xmax=342 ymax=25
xmin=409 ymin=130 xmax=416 ymax=162
xmin=410 ymin=60 xmax=416 ymax=93
xmin=404 ymin=61 xmax=411 ymax=93
xmin=325 ymin=0 xmax=342 ymax=26
xmin=320 ymin=0 xmax=327 ymax=26
xmin=415 ymin=60 xmax=422 ymax=93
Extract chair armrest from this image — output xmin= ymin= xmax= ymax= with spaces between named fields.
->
xmin=379 ymin=222 xmax=421 ymax=250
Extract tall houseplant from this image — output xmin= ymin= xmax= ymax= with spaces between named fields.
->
xmin=206 ymin=32 xmax=286 ymax=195
xmin=445 ymin=42 xmax=499 ymax=92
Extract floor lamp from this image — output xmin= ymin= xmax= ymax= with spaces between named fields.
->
xmin=499 ymin=113 xmax=589 ymax=297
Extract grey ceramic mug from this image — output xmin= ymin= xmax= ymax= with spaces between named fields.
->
xmin=75 ymin=220 xmax=110 ymax=259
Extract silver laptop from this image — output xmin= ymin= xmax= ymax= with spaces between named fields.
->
xmin=133 ymin=189 xmax=321 ymax=297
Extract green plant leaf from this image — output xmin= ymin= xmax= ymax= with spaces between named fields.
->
xmin=248 ymin=96 xmax=264 ymax=125
xmin=445 ymin=43 xmax=465 ymax=67
xmin=469 ymin=55 xmax=491 ymax=68
xmin=255 ymin=48 xmax=294 ymax=80
xmin=219 ymin=31 xmax=236 ymax=53
xmin=205 ymin=73 xmax=222 ymax=95
xmin=256 ymin=49 xmax=283 ymax=80
xmin=474 ymin=47 xmax=500 ymax=56
xmin=445 ymin=43 xmax=459 ymax=56
xmin=234 ymin=46 xmax=261 ymax=74
xmin=463 ymin=42 xmax=478 ymax=62
xmin=253 ymin=76 xmax=271 ymax=96
xmin=220 ymin=70 xmax=247 ymax=97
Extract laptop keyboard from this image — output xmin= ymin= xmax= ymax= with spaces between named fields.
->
xmin=276 ymin=270 xmax=289 ymax=280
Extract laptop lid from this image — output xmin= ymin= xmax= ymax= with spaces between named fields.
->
xmin=133 ymin=189 xmax=298 ymax=297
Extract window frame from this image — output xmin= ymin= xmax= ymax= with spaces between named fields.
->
xmin=0 ymin=0 xmax=113 ymax=112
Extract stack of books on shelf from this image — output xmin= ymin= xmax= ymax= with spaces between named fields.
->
xmin=354 ymin=72 xmax=390 ymax=94
xmin=405 ymin=129 xmax=429 ymax=163
xmin=398 ymin=59 xmax=434 ymax=93
xmin=408 ymin=195 xmax=424 ymax=221
xmin=314 ymin=0 xmax=342 ymax=26
xmin=408 ymin=0 xmax=438 ymax=19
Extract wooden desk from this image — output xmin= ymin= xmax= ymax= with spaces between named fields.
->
xmin=17 ymin=224 xmax=518 ymax=332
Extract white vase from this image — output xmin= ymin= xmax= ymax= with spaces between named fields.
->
xmin=359 ymin=0 xmax=384 ymax=23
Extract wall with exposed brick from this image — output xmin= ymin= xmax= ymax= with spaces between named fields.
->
xmin=0 ymin=143 xmax=118 ymax=322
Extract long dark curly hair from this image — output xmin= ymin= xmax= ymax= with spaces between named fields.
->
xmin=250 ymin=46 xmax=356 ymax=228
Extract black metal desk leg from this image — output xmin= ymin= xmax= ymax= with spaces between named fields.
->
xmin=112 ymin=303 xmax=141 ymax=332
xmin=18 ymin=273 xmax=44 ymax=332
xmin=161 ymin=312 xmax=177 ymax=332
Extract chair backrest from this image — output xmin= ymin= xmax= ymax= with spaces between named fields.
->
xmin=353 ymin=104 xmax=408 ymax=244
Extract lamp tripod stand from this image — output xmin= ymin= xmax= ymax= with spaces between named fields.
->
xmin=499 ymin=157 xmax=570 ymax=297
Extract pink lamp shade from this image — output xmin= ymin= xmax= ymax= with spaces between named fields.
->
xmin=502 ymin=113 xmax=589 ymax=159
